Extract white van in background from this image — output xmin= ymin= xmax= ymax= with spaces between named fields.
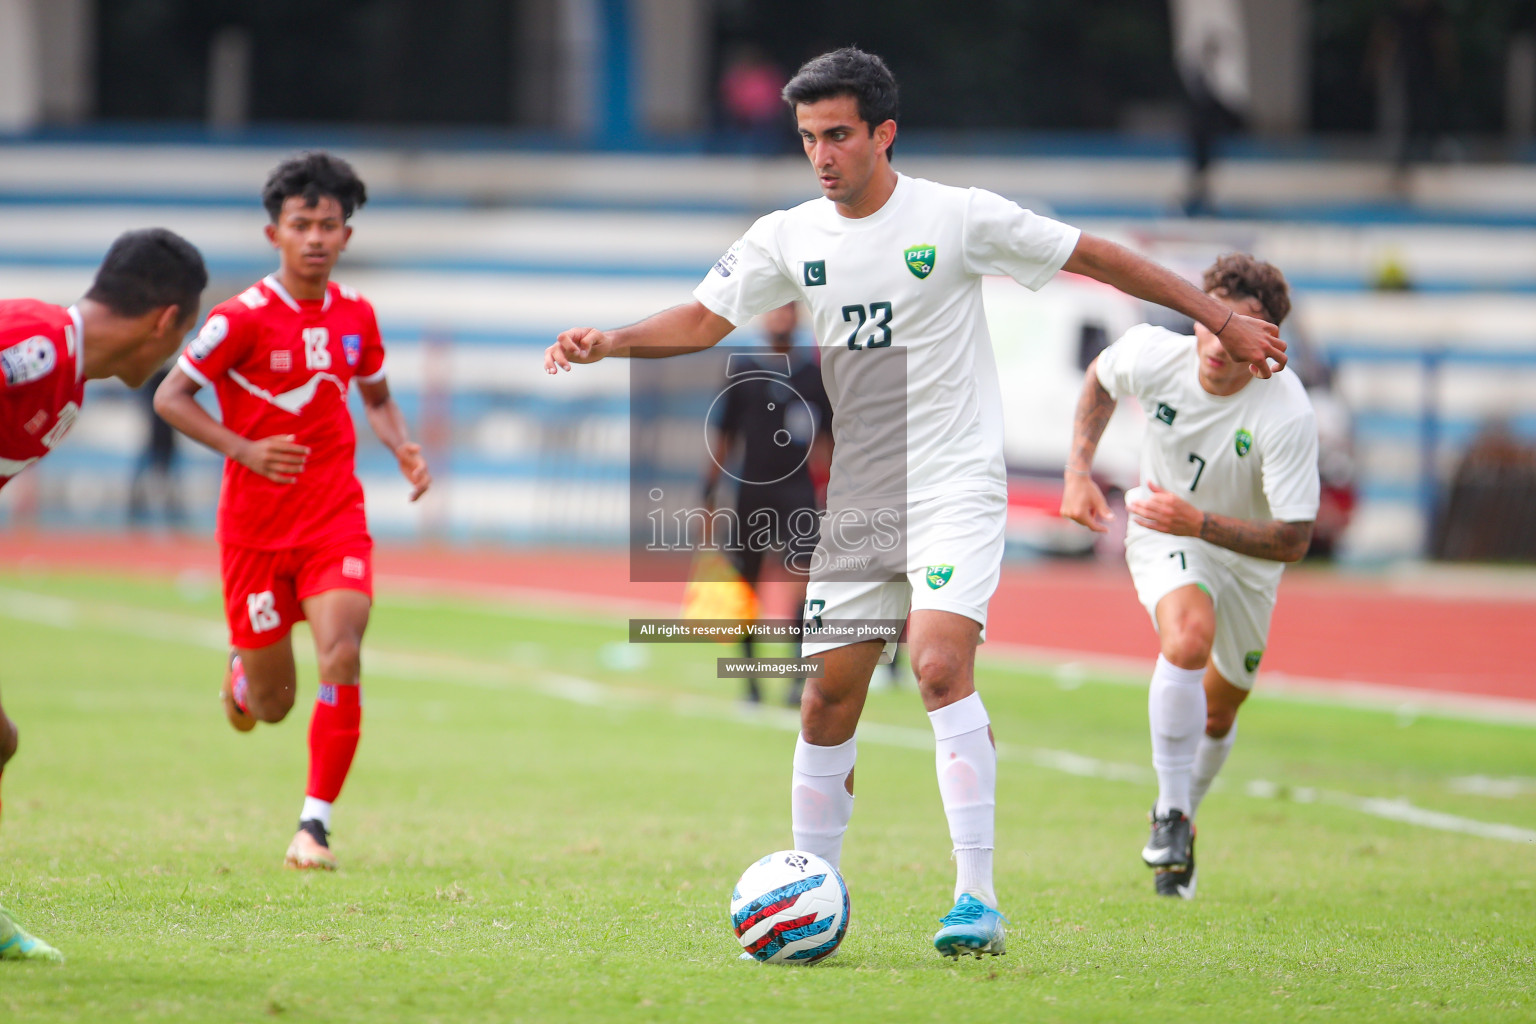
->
xmin=985 ymin=272 xmax=1147 ymax=556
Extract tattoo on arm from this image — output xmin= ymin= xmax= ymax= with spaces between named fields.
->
xmin=1068 ymin=369 xmax=1116 ymax=473
xmin=1198 ymin=513 xmax=1314 ymax=562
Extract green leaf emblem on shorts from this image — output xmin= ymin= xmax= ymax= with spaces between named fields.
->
xmin=904 ymin=245 xmax=936 ymax=279
xmin=925 ymin=564 xmax=954 ymax=589
xmin=1235 ymin=428 xmax=1253 ymax=457
xmin=1244 ymin=649 xmax=1264 ymax=673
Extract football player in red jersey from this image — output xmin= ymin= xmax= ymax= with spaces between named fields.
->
xmin=155 ymin=153 xmax=430 ymax=871
xmin=0 ymin=227 xmax=208 ymax=961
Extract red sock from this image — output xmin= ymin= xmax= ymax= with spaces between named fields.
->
xmin=307 ymin=683 xmax=362 ymax=802
xmin=229 ymin=654 xmax=251 ymax=714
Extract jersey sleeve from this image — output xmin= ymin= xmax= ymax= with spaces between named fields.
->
xmin=178 ymin=307 xmax=252 ymax=388
xmin=961 ymin=188 xmax=1081 ymax=290
xmin=693 ymin=213 xmax=800 ymax=328
xmin=355 ymin=300 xmax=386 ymax=384
xmin=1261 ymin=410 xmax=1321 ymax=522
xmin=0 ymin=318 xmax=71 ymax=394
xmin=1094 ymin=323 xmax=1166 ymax=400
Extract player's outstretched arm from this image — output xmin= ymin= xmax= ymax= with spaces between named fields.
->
xmin=1059 ymin=360 xmax=1116 ymax=533
xmin=1128 ymin=483 xmax=1313 ymax=562
xmin=153 ymin=366 xmax=309 ymax=485
xmin=357 ymin=378 xmax=431 ymax=502
xmin=545 ymin=301 xmax=734 ymax=373
xmin=1062 ymin=234 xmax=1287 ymax=378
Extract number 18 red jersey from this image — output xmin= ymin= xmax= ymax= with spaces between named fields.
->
xmin=179 ymin=275 xmax=385 ymax=550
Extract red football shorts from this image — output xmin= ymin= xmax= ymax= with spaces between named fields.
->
xmin=221 ymin=535 xmax=374 ymax=649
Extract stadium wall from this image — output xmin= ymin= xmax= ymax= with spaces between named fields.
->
xmin=0 ymin=144 xmax=1532 ymax=560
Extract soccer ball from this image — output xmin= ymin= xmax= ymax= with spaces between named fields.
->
xmin=729 ymin=850 xmax=849 ymax=964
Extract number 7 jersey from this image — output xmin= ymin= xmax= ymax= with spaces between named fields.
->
xmin=694 ymin=173 xmax=1079 ymax=506
xmin=178 ymin=275 xmax=386 ymax=550
xmin=1096 ymin=324 xmax=1319 ymax=578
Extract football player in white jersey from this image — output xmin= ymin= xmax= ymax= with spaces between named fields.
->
xmin=1061 ymin=254 xmax=1318 ymax=899
xmin=547 ymin=49 xmax=1287 ymax=958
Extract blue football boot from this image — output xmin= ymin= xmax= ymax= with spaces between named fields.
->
xmin=933 ymin=893 xmax=1007 ymax=959
xmin=0 ymin=905 xmax=63 ymax=963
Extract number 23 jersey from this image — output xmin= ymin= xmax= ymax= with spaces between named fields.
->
xmin=179 ymin=275 xmax=386 ymax=550
xmin=694 ymin=173 xmax=1079 ymax=506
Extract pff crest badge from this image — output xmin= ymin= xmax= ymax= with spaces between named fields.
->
xmin=925 ymin=564 xmax=954 ymax=589
xmin=342 ymin=333 xmax=362 ymax=367
xmin=1244 ymin=650 xmax=1264 ymax=673
xmin=1235 ymin=428 xmax=1253 ymax=457
xmin=904 ymin=245 xmax=936 ymax=280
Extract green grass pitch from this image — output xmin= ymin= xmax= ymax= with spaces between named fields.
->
xmin=0 ymin=568 xmax=1532 ymax=1022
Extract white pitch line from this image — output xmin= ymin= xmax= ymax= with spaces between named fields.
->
xmin=980 ymin=643 xmax=1536 ymax=728
xmin=0 ymin=586 xmax=1532 ymax=845
xmin=381 ymin=576 xmax=1536 ymax=729
xmin=1448 ymin=774 xmax=1536 ymax=799
xmin=1333 ymin=794 xmax=1536 ymax=843
xmin=0 ymin=587 xmax=79 ymax=628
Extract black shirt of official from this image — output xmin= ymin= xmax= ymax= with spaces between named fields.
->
xmin=714 ymin=351 xmax=832 ymax=584
xmin=715 ymin=353 xmax=832 ymax=492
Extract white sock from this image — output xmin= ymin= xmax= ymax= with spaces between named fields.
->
xmin=1189 ymin=722 xmax=1237 ymax=820
xmin=929 ymin=692 xmax=996 ymax=908
xmin=300 ymin=796 xmax=333 ymax=831
xmin=791 ymin=734 xmax=856 ymax=870
xmin=1148 ymin=655 xmax=1207 ymax=817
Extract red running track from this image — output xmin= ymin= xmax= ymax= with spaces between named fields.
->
xmin=0 ymin=533 xmax=1528 ymax=702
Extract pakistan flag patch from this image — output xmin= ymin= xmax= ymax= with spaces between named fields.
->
xmin=904 ymin=244 xmax=936 ymax=279
xmin=1235 ymin=428 xmax=1253 ymax=457
xmin=1244 ymin=650 xmax=1264 ymax=673
xmin=925 ymin=565 xmax=954 ymax=589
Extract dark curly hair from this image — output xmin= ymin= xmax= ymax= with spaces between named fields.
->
xmin=1203 ymin=253 xmax=1291 ymax=326
xmin=782 ymin=47 xmax=900 ymax=159
xmin=261 ymin=151 xmax=368 ymax=223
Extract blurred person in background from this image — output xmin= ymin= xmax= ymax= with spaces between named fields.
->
xmin=1061 ymin=254 xmax=1316 ymax=899
xmin=1170 ymin=0 xmax=1250 ymax=215
xmin=156 ymin=152 xmax=430 ymax=873
xmin=0 ymin=228 xmax=207 ymax=962
xmin=702 ymin=302 xmax=832 ymax=706
xmin=1434 ymin=422 xmax=1536 ymax=561
xmin=128 ymin=366 xmax=185 ymax=528
xmin=719 ymin=45 xmax=790 ymax=155
xmin=1367 ymin=0 xmax=1459 ymax=176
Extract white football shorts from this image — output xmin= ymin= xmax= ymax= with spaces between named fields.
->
xmin=1125 ymin=527 xmax=1278 ymax=690
xmin=801 ymin=488 xmax=1006 ymax=663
